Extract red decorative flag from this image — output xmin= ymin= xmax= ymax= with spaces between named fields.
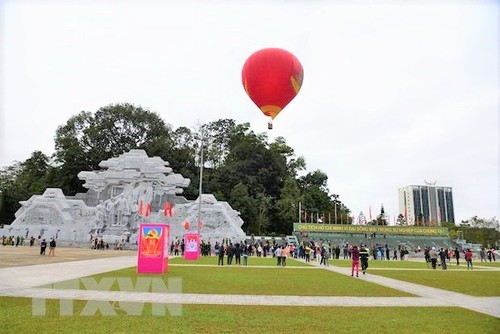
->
xmin=163 ymin=201 xmax=174 ymax=217
xmin=139 ymin=201 xmax=144 ymax=216
xmin=145 ymin=203 xmax=151 ymax=217
xmin=184 ymin=220 xmax=190 ymax=230
xmin=197 ymin=221 xmax=203 ymax=230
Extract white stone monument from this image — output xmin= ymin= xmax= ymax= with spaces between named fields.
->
xmin=1 ymin=150 xmax=247 ymax=246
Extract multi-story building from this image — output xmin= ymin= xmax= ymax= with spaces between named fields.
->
xmin=398 ymin=184 xmax=455 ymax=225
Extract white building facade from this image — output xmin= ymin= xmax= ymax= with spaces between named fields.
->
xmin=398 ymin=184 xmax=455 ymax=225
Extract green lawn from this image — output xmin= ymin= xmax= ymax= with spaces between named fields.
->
xmin=371 ymin=270 xmax=500 ymax=296
xmin=6 ymin=256 xmax=500 ymax=333
xmin=330 ymin=259 xmax=463 ymax=269
xmin=1 ymin=297 xmax=498 ymax=334
xmin=55 ymin=265 xmax=412 ymax=297
xmin=169 ymin=255 xmax=310 ymax=266
xmin=474 ymin=261 xmax=500 ymax=268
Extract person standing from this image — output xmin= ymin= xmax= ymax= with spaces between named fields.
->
xmin=439 ymin=248 xmax=447 ymax=270
xmin=464 ymin=248 xmax=473 ymax=270
xmin=275 ymin=246 xmax=282 ymax=266
xmin=304 ymin=244 xmax=311 ymax=263
xmin=281 ymin=246 xmax=287 ymax=267
xmin=227 ymin=243 xmax=234 ymax=265
xmin=360 ymin=245 xmax=370 ymax=275
xmin=242 ymin=244 xmax=249 ymax=266
xmin=491 ymin=247 xmax=497 ymax=261
xmin=217 ymin=243 xmax=225 ymax=266
xmin=234 ymin=243 xmax=241 ymax=265
xmin=40 ymin=239 xmax=47 ymax=255
xmin=429 ymin=247 xmax=438 ymax=269
xmin=322 ymin=247 xmax=330 ymax=267
xmin=48 ymin=238 xmax=56 ymax=256
xmin=479 ymin=247 xmax=486 ymax=262
xmin=454 ymin=247 xmax=460 ymax=266
xmin=350 ymin=245 xmax=360 ymax=277
xmin=256 ymin=244 xmax=262 ymax=257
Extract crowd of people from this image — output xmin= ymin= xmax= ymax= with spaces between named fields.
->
xmin=2 ymin=235 xmax=26 ymax=246
xmin=2 ymin=235 xmax=57 ymax=255
xmin=423 ymin=246 xmax=497 ymax=270
xmin=180 ymin=239 xmax=420 ymax=271
xmin=189 ymin=239 xmax=498 ymax=275
xmin=4 ymin=232 xmax=497 ymax=271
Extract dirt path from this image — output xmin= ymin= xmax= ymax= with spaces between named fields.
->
xmin=0 ymin=246 xmax=136 ymax=268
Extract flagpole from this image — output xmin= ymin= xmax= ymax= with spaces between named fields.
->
xmin=331 ymin=194 xmax=339 ymax=224
xmin=298 ymin=202 xmax=302 ymax=223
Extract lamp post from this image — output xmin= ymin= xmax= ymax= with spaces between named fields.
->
xmin=197 ymin=131 xmax=205 ymax=237
xmin=331 ymin=194 xmax=339 ymax=224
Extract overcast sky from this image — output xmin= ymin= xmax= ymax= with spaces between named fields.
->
xmin=1 ymin=0 xmax=498 ymax=224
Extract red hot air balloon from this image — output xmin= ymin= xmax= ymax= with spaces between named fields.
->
xmin=242 ymin=48 xmax=303 ymax=129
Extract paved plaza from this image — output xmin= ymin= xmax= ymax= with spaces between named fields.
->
xmin=0 ymin=247 xmax=498 ymax=318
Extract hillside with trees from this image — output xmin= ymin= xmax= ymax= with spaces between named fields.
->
xmin=0 ymin=103 xmax=352 ymax=235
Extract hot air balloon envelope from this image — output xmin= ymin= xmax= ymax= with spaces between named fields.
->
xmin=242 ymin=48 xmax=303 ymax=120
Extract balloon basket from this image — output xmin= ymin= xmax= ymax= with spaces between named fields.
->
xmin=268 ymin=121 xmax=273 ymax=130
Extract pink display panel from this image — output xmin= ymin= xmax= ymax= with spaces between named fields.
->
xmin=184 ymin=233 xmax=200 ymax=260
xmin=137 ymin=224 xmax=170 ymax=273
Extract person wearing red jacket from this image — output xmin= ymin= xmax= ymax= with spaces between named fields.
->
xmin=464 ymin=248 xmax=473 ymax=270
xmin=350 ymin=245 xmax=360 ymax=277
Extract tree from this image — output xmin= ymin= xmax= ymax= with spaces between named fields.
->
xmin=229 ymin=182 xmax=258 ymax=234
xmin=416 ymin=213 xmax=424 ymax=226
xmin=0 ymin=164 xmax=21 ymax=225
xmin=255 ymin=193 xmax=272 ymax=235
xmin=0 ymin=151 xmax=54 ymax=224
xmin=456 ymin=217 xmax=500 ymax=247
xmin=357 ymin=212 xmax=367 ymax=225
xmin=275 ymin=176 xmax=302 ymax=233
xmin=464 ymin=216 xmax=500 ymax=230
xmin=1 ymin=101 xmax=355 ymax=235
xmin=396 ymin=213 xmax=407 ymax=226
xmin=269 ymin=136 xmax=305 ymax=178
xmin=53 ymin=103 xmax=173 ymax=195
xmin=168 ymin=126 xmax=198 ymax=198
xmin=299 ymin=170 xmax=332 ymax=223
xmin=203 ymin=119 xmax=237 ymax=169
xmin=298 ymin=170 xmax=329 ymax=192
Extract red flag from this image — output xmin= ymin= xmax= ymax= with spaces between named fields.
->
xmin=197 ymin=221 xmax=203 ymax=230
xmin=138 ymin=201 xmax=143 ymax=216
xmin=184 ymin=220 xmax=190 ymax=230
xmin=163 ymin=201 xmax=174 ymax=217
xmin=145 ymin=203 xmax=151 ymax=217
